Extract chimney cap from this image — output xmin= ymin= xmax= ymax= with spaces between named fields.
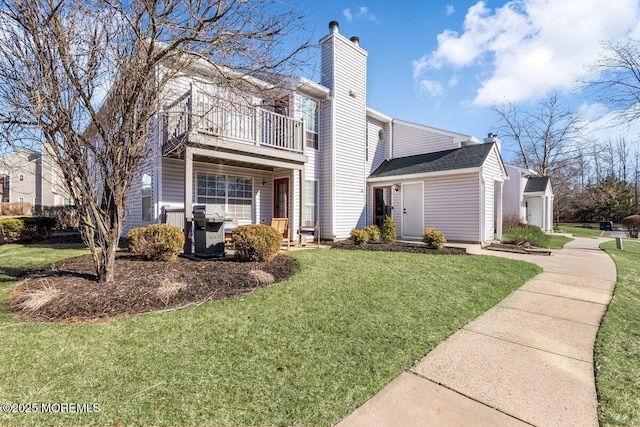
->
xmin=329 ymin=21 xmax=339 ymax=33
xmin=350 ymin=36 xmax=360 ymax=45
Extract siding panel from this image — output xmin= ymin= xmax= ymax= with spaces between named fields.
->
xmin=424 ymin=174 xmax=480 ymax=242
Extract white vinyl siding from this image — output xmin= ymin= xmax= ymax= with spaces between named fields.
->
xmin=503 ymin=165 xmax=526 ymax=221
xmin=320 ymin=30 xmax=368 ymax=238
xmin=424 ymin=173 xmax=481 ymax=242
xmin=392 ymin=120 xmax=461 ymax=158
xmin=160 ymin=157 xmax=274 ymax=227
xmin=366 ymin=117 xmax=387 ymax=174
xmin=481 ymin=146 xmax=505 ymax=242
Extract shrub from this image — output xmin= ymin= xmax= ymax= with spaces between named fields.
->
xmin=32 ymin=206 xmax=79 ymax=230
xmin=127 ymin=224 xmax=184 ymax=261
xmin=363 ymin=224 xmax=381 ymax=242
xmin=381 ymin=215 xmax=397 ymax=243
xmin=350 ymin=228 xmax=369 ymax=247
xmin=622 ymin=215 xmax=640 ymax=238
xmin=232 ymin=224 xmax=282 ymax=262
xmin=0 ymin=202 xmax=31 ymax=216
xmin=0 ymin=218 xmax=25 ymax=242
xmin=0 ymin=216 xmax=56 ymax=242
xmin=23 ymin=217 xmax=57 ymax=240
xmin=423 ymin=227 xmax=447 ymax=249
xmin=502 ymin=214 xmax=524 ymax=230
xmin=502 ymin=224 xmax=550 ymax=247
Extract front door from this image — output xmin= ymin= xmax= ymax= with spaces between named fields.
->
xmin=373 ymin=186 xmax=391 ymax=228
xmin=274 ymin=178 xmax=289 ymax=218
xmin=402 ymin=182 xmax=423 ymax=238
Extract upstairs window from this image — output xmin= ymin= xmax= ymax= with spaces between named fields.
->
xmin=301 ymin=96 xmax=319 ymax=149
xmin=19 ymin=174 xmax=24 ymax=182
xmin=141 ymin=172 xmax=152 ymax=221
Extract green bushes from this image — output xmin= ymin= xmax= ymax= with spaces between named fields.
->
xmin=381 ymin=215 xmax=396 ymax=243
xmin=502 ymin=223 xmax=550 ymax=247
xmin=127 ymin=224 xmax=184 ymax=261
xmin=622 ymin=215 xmax=640 ymax=238
xmin=0 ymin=216 xmax=57 ymax=243
xmin=349 ymin=229 xmax=370 ymax=247
xmin=363 ymin=224 xmax=381 ymax=242
xmin=423 ymin=227 xmax=447 ymax=249
xmin=232 ymin=224 xmax=282 ymax=262
xmin=350 ymin=224 xmax=382 ymax=247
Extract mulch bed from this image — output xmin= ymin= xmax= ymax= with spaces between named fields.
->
xmin=8 ymin=252 xmax=298 ymax=324
xmin=330 ymin=240 xmax=468 ymax=255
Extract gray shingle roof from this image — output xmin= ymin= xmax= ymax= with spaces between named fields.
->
xmin=369 ymin=143 xmax=495 ymax=179
xmin=524 ymin=177 xmax=550 ymax=193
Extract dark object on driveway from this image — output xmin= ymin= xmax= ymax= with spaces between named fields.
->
xmin=599 ymin=221 xmax=613 ymax=231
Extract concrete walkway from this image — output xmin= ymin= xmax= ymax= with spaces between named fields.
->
xmin=337 ymin=237 xmax=617 ymax=427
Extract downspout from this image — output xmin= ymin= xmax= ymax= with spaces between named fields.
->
xmin=330 ymin=92 xmax=336 ymax=239
xmin=479 ymin=173 xmax=485 ymax=244
xmin=155 ymin=63 xmax=163 ymax=224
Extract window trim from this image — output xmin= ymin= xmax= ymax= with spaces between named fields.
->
xmin=196 ymin=172 xmax=253 ymax=222
xmin=301 ymin=96 xmax=319 ymax=150
xmin=141 ymin=172 xmax=152 ymax=221
xmin=303 ymin=179 xmax=319 ymax=227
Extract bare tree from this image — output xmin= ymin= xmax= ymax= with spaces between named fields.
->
xmin=490 ymin=92 xmax=585 ymax=176
xmin=586 ymin=39 xmax=640 ymax=126
xmin=0 ymin=0 xmax=309 ymax=282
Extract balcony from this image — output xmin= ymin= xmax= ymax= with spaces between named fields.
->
xmin=162 ymin=88 xmax=305 ymax=157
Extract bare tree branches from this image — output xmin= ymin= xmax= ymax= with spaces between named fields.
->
xmin=585 ymin=39 xmax=640 ymax=126
xmin=490 ymin=92 xmax=585 ymax=176
xmin=0 ymin=0 xmax=309 ymax=282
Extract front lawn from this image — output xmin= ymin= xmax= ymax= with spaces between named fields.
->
xmin=0 ymin=246 xmax=540 ymax=426
xmin=595 ymin=240 xmax=640 ymax=426
xmin=555 ymin=223 xmax=603 ymax=238
xmin=547 ymin=234 xmax=572 ymax=249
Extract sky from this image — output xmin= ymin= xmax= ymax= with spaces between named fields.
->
xmin=295 ymin=0 xmax=640 ymax=163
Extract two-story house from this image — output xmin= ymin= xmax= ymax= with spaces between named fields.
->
xmin=126 ymin=21 xmax=511 ymax=245
xmin=0 ymin=146 xmax=72 ymax=208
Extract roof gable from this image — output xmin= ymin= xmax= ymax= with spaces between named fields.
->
xmin=369 ymin=143 xmax=495 ymax=179
xmin=524 ymin=177 xmax=550 ymax=193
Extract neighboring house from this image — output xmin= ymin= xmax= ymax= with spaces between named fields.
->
xmin=503 ymin=164 xmax=554 ymax=232
xmin=0 ymin=146 xmax=71 ymax=208
xmin=125 ymin=21 xmax=513 ymax=244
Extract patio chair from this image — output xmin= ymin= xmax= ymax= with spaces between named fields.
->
xmin=224 ymin=217 xmax=238 ymax=248
xmin=270 ymin=217 xmax=290 ymax=251
xmin=298 ymin=218 xmax=320 ymax=247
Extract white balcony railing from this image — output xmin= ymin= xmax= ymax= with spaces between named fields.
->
xmin=163 ymin=88 xmax=304 ymax=154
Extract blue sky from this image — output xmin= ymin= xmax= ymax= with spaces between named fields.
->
xmin=295 ymin=0 xmax=640 ymax=162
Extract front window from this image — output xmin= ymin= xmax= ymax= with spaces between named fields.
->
xmin=301 ymin=96 xmax=318 ymax=149
xmin=303 ymin=180 xmax=319 ymax=226
xmin=19 ymin=174 xmax=24 ymax=182
xmin=141 ymin=172 xmax=152 ymax=221
xmin=2 ymin=176 xmax=8 ymax=188
xmin=63 ymin=198 xmax=74 ymax=206
xmin=197 ymin=173 xmax=253 ymax=222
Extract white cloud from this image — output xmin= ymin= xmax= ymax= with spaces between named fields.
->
xmin=448 ymin=76 xmax=459 ymax=87
xmin=412 ymin=0 xmax=640 ymax=106
xmin=356 ymin=6 xmax=378 ymax=23
xmin=343 ymin=6 xmax=378 ymax=23
xmin=579 ymin=102 xmax=609 ymax=122
xmin=418 ymin=79 xmax=444 ymax=97
xmin=445 ymin=5 xmax=455 ymax=16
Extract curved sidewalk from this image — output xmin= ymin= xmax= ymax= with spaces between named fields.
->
xmin=337 ymin=237 xmax=616 ymax=427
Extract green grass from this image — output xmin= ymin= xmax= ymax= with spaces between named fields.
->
xmin=0 ymin=247 xmax=540 ymax=426
xmin=555 ymin=223 xmax=603 ymax=238
xmin=546 ymin=235 xmax=572 ymax=249
xmin=595 ymin=240 xmax=640 ymax=426
xmin=0 ymin=243 xmax=89 ymax=322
